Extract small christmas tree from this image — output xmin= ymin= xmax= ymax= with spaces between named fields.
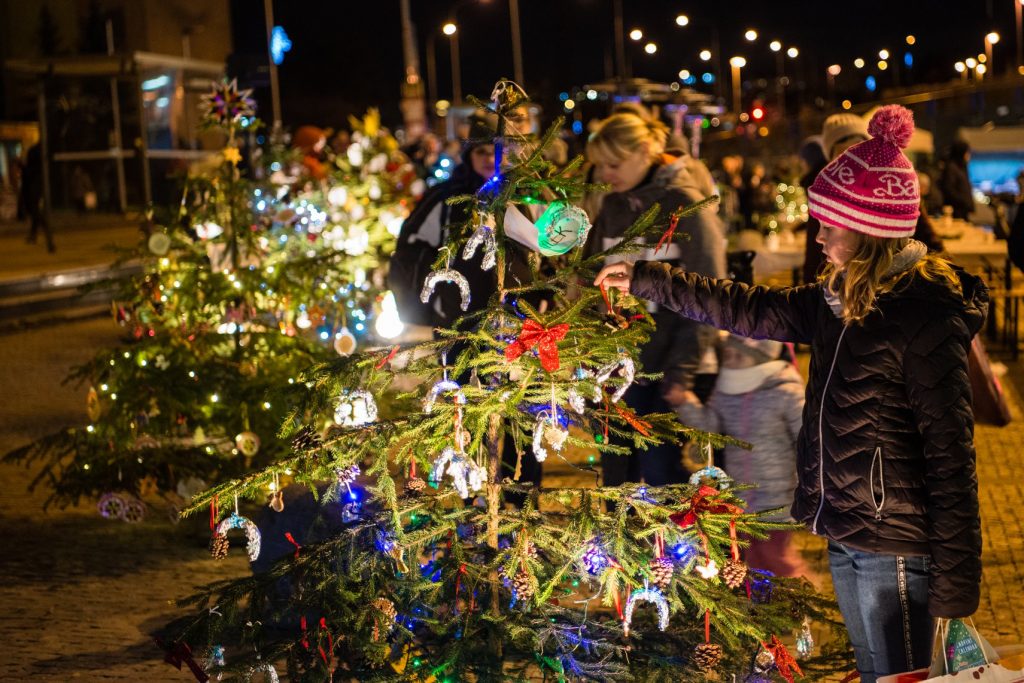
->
xmin=3 ymin=86 xmax=410 ymax=515
xmin=163 ymin=81 xmax=850 ymax=681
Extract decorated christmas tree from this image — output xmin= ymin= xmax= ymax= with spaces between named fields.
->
xmin=4 ymin=85 xmax=410 ymax=517
xmin=161 ymin=82 xmax=849 ymax=681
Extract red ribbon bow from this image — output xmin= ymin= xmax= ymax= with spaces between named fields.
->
xmin=669 ymin=485 xmax=743 ymax=529
xmin=155 ymin=638 xmax=210 ymax=683
xmin=762 ymin=635 xmax=803 ymax=683
xmin=504 ymin=320 xmax=570 ymax=373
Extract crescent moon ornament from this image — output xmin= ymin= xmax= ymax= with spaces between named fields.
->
xmin=462 ymin=218 xmax=497 ymax=271
xmin=623 ymin=585 xmax=670 ymax=637
xmin=423 ymin=379 xmax=467 ymax=414
xmin=420 ymin=269 xmax=471 ymax=312
xmin=595 ymin=356 xmax=636 ymax=403
xmin=429 ymin=446 xmax=486 ymax=498
xmin=249 ymin=662 xmax=279 ymax=683
xmin=213 ymin=512 xmax=262 ymax=562
xmin=689 ymin=465 xmax=730 ymax=489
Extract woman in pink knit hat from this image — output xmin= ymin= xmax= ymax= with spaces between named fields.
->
xmin=595 ymin=106 xmax=987 ymax=682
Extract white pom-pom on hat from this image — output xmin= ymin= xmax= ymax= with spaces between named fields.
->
xmin=867 ymin=105 xmax=914 ymax=149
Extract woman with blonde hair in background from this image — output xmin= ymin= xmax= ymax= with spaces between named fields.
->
xmin=584 ymin=107 xmax=726 ymax=486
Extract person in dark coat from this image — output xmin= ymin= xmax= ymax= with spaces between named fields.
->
xmin=584 ymin=110 xmax=726 ymax=486
xmin=939 ymin=139 xmax=975 ymax=220
xmin=596 ymin=106 xmax=985 ymax=682
xmin=390 ymin=110 xmax=542 ymax=505
xmin=20 ymin=144 xmax=56 ymax=252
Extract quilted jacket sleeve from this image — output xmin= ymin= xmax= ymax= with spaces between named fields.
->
xmin=630 ymin=261 xmax=821 ymax=344
xmin=902 ymin=316 xmax=982 ymax=618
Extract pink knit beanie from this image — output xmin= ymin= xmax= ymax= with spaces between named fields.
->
xmin=807 ymin=105 xmax=920 ymax=238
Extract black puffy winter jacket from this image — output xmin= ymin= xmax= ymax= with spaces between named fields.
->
xmin=630 ymin=260 xmax=988 ymax=619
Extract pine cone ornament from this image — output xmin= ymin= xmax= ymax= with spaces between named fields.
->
xmin=291 ymin=426 xmax=323 ymax=453
xmin=209 ymin=533 xmax=230 ymax=560
xmin=693 ymin=642 xmax=723 ymax=673
xmin=511 ymin=569 xmax=534 ymax=602
xmin=372 ymin=597 xmax=398 ymax=622
xmin=650 ymin=556 xmax=674 ymax=590
xmin=404 ymin=477 xmax=427 ymax=496
xmin=370 ymin=597 xmax=397 ymax=642
xmin=722 ymin=560 xmax=748 ymax=589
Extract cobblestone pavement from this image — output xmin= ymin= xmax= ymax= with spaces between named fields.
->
xmin=0 ymin=318 xmax=246 ymax=682
xmin=1 ymin=312 xmax=1022 ymax=681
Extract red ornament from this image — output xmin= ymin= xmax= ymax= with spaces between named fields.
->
xmin=761 ymin=635 xmax=803 ymax=683
xmin=504 ymin=320 xmax=570 ymax=373
xmin=669 ymin=485 xmax=743 ymax=529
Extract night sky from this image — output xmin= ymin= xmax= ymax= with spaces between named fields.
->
xmin=231 ymin=0 xmax=1016 ymax=129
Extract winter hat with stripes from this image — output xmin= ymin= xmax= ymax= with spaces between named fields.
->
xmin=807 ymin=105 xmax=920 ymax=238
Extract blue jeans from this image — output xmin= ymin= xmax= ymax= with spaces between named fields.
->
xmin=828 ymin=541 xmax=933 ymax=683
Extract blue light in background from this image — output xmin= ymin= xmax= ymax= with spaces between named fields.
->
xmin=141 ymin=75 xmax=170 ymax=91
xmin=702 ymin=72 xmax=715 ymax=84
xmin=865 ymin=75 xmax=877 ymax=92
xmin=571 ymin=120 xmax=583 ymax=135
xmin=270 ymin=26 xmax=292 ymax=65
xmin=684 ymin=75 xmax=697 ymax=85
xmin=904 ymin=52 xmax=913 ymax=68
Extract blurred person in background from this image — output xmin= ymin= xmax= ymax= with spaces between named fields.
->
xmin=20 ymin=143 xmax=55 ymax=253
xmin=939 ymin=140 xmax=974 ymax=220
xmin=802 ymin=113 xmax=869 ymax=282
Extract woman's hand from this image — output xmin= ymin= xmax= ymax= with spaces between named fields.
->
xmin=594 ymin=262 xmax=635 ymax=294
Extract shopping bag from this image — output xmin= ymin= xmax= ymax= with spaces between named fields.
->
xmin=968 ymin=335 xmax=1012 ymax=426
xmin=879 ymin=649 xmax=1024 ymax=683
xmin=878 ymin=619 xmax=1024 ymax=683
xmin=932 ymin=618 xmax=1022 ymax=681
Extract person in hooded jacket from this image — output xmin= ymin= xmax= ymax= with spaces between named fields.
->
xmin=595 ymin=105 xmax=985 ymax=682
xmin=584 ymin=110 xmax=726 ymax=486
xmin=671 ymin=334 xmax=809 ymax=579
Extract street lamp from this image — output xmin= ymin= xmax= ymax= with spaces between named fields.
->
xmin=879 ymin=49 xmax=890 ymax=60
xmin=955 ymin=61 xmax=967 ymax=83
xmin=827 ymin=64 xmax=841 ymax=104
xmin=730 ymin=56 xmax=746 ymax=115
xmin=906 ymin=35 xmax=916 ymax=45
xmin=787 ymin=46 xmax=799 ymax=58
xmin=441 ymin=22 xmax=462 ymax=104
xmin=769 ymin=40 xmax=781 ymax=52
xmin=675 ymin=14 xmax=689 ymax=26
xmin=1016 ymin=0 xmax=1023 ymax=73
xmin=854 ymin=57 xmax=865 ymax=68
xmin=644 ymin=42 xmax=657 ymax=54
xmin=629 ymin=28 xmax=643 ymax=41
xmin=745 ymin=29 xmax=758 ymax=41
xmin=985 ymin=31 xmax=1000 ymax=77
xmin=699 ymin=49 xmax=712 ymax=61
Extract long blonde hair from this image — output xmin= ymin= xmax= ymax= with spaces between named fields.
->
xmin=586 ymin=112 xmax=669 ymax=164
xmin=823 ymin=235 xmax=962 ymax=324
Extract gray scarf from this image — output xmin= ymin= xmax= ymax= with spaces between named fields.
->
xmin=823 ymin=239 xmax=928 ymax=318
